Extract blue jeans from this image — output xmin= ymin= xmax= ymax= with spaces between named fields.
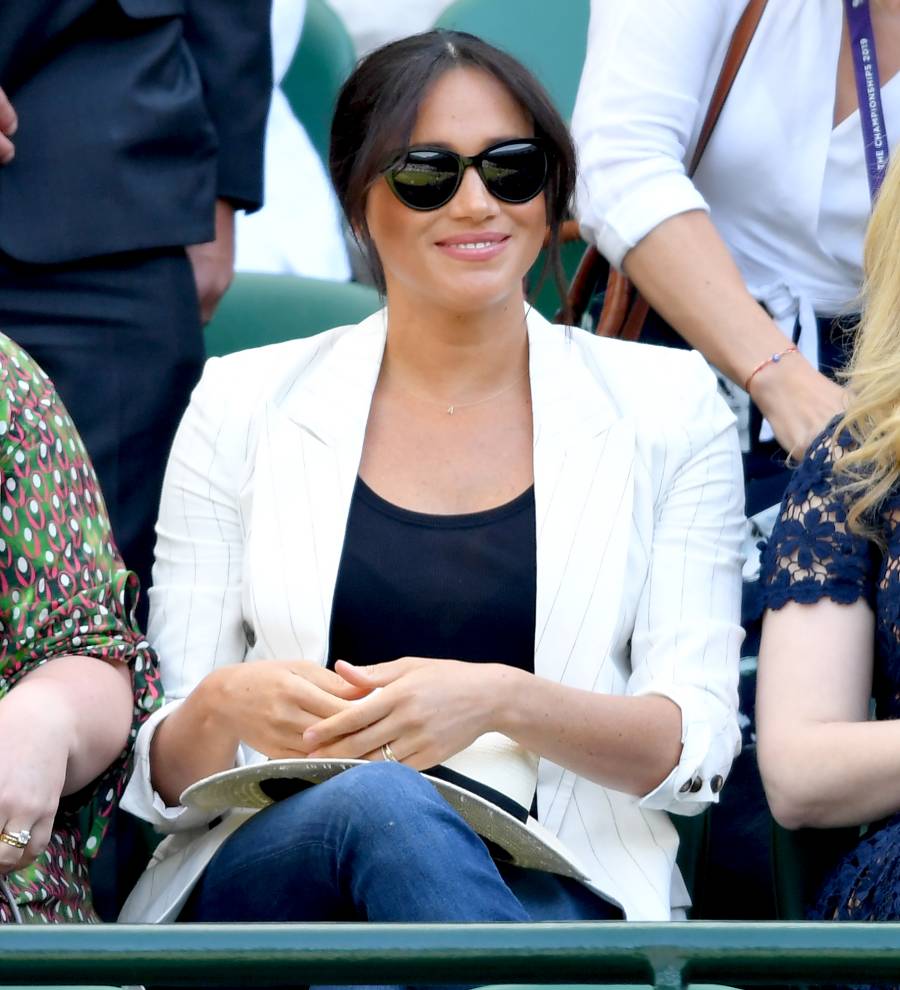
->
xmin=180 ymin=763 xmax=619 ymax=987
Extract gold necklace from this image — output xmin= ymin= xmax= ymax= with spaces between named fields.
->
xmin=396 ymin=368 xmax=529 ymax=415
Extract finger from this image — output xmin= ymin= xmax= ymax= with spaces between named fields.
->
xmin=298 ymin=664 xmax=371 ymax=700
xmin=0 ymin=133 xmax=13 ymax=165
xmin=334 ymin=658 xmax=412 ymax=689
xmin=11 ymin=816 xmax=52 ymax=874
xmin=302 ymin=692 xmax=393 ymax=749
xmin=308 ymin=716 xmax=403 ymax=761
xmin=360 ymin=742 xmax=429 ymax=770
xmin=259 ymin=745 xmax=313 ymax=760
xmin=0 ymin=89 xmax=17 ymax=137
xmin=284 ymin=678 xmax=357 ymax=720
xmin=0 ymin=820 xmax=34 ymax=873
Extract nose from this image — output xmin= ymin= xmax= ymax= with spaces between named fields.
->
xmin=448 ymin=164 xmax=498 ymax=221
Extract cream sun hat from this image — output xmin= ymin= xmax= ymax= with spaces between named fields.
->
xmin=181 ymin=732 xmax=589 ymax=880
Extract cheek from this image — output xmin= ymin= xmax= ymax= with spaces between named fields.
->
xmin=517 ymin=195 xmax=550 ymax=259
xmin=365 ymin=183 xmax=427 ymax=275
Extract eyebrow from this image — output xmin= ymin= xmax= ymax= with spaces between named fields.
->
xmin=406 ymin=135 xmax=536 ymax=151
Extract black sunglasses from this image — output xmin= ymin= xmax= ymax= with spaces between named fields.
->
xmin=383 ymin=138 xmax=550 ymax=211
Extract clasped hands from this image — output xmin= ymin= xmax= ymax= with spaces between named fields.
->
xmin=221 ymin=657 xmax=498 ymax=772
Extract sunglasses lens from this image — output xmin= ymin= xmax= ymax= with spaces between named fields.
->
xmin=481 ymin=142 xmax=548 ymax=203
xmin=389 ymin=150 xmax=460 ymax=209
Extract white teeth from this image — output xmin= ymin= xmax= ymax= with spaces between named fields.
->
xmin=454 ymin=241 xmax=494 ymax=249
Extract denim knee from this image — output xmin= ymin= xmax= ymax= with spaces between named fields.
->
xmin=322 ymin=761 xmax=445 ymax=830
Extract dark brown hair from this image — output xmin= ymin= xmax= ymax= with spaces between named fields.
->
xmin=329 ymin=29 xmax=577 ymax=306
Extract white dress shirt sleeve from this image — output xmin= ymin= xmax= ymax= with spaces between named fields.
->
xmin=572 ymin=0 xmax=737 ymax=268
xmin=627 ymin=350 xmax=745 ymax=813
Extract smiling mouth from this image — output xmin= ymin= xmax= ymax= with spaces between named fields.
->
xmin=447 ymin=238 xmax=508 ymax=250
xmin=434 ymin=234 xmax=512 ymax=256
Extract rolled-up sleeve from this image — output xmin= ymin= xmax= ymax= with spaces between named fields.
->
xmin=572 ymin=0 xmax=735 ymax=268
xmin=628 ymin=351 xmax=745 ymax=813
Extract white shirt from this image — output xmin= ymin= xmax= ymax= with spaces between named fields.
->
xmin=327 ymin=0 xmax=457 ymax=56
xmin=572 ymin=0 xmax=900 ymax=373
xmin=234 ymin=0 xmax=351 ymax=281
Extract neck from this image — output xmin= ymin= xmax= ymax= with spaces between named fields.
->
xmin=381 ymin=293 xmax=530 ymax=401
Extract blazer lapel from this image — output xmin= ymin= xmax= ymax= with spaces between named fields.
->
xmin=246 ymin=312 xmax=387 ymax=664
xmin=527 ymin=314 xmax=636 ymax=829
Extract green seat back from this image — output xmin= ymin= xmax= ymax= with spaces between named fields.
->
xmin=281 ymin=0 xmax=357 ymax=164
xmin=435 ymin=0 xmax=590 ymax=120
xmin=771 ymin=821 xmax=859 ymax=921
xmin=204 ymin=273 xmax=382 ymax=358
xmin=528 ymin=238 xmax=587 ymax=323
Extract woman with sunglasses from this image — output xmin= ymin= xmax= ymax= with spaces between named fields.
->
xmin=119 ymin=31 xmax=744 ymax=929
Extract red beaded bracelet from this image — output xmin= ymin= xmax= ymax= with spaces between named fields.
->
xmin=744 ymin=345 xmax=798 ymax=393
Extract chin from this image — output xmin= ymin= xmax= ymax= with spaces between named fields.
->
xmin=437 ymin=273 xmax=527 ymax=313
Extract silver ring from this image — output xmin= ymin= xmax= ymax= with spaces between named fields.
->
xmin=0 ymin=828 xmax=31 ymax=850
xmin=380 ymin=742 xmax=399 ymax=763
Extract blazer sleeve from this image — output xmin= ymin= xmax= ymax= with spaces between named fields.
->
xmin=121 ymin=354 xmax=256 ymax=832
xmin=571 ymin=0 xmax=737 ymax=268
xmin=628 ymin=351 xmax=745 ymax=815
xmin=183 ymin=0 xmax=273 ymax=212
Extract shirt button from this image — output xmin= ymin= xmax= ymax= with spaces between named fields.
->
xmin=679 ymin=778 xmax=693 ymax=794
xmin=242 ymin=620 xmax=257 ymax=647
xmin=689 ymin=777 xmax=703 ymax=793
xmin=710 ymin=774 xmax=724 ymax=794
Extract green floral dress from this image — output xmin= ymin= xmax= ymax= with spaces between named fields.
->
xmin=0 ymin=334 xmax=160 ymax=923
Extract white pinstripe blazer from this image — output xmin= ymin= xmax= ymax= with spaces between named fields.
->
xmin=120 ymin=308 xmax=745 ymax=923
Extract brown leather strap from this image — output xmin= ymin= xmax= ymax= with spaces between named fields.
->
xmin=688 ymin=0 xmax=768 ymax=176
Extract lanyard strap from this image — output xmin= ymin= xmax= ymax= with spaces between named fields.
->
xmin=844 ymin=0 xmax=891 ymax=200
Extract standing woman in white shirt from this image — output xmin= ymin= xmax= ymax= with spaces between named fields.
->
xmin=572 ymin=0 xmax=900 ymax=504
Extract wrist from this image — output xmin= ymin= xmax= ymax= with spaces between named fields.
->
xmin=483 ymin=664 xmax=528 ymax=738
xmin=747 ymin=347 xmax=811 ymax=411
xmin=189 ymin=667 xmax=241 ymax=751
xmin=744 ymin=345 xmax=799 ymax=395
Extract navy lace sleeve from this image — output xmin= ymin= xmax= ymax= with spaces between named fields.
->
xmin=759 ymin=424 xmax=878 ymax=611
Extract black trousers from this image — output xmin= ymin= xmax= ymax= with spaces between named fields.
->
xmin=0 ymin=246 xmax=205 ymax=629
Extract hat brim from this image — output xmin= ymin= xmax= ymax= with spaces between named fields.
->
xmin=181 ymin=759 xmax=588 ymax=881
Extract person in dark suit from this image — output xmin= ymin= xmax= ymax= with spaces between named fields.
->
xmin=0 ymin=0 xmax=273 ymax=626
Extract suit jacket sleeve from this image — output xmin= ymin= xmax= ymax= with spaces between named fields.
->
xmin=628 ymin=351 xmax=745 ymax=815
xmin=183 ymin=0 xmax=274 ymax=213
xmin=122 ymin=353 xmax=255 ymax=832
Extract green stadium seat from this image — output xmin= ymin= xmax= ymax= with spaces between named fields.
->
xmin=771 ymin=820 xmax=859 ymax=921
xmin=281 ymin=0 xmax=357 ymax=165
xmin=204 ymin=273 xmax=382 ymax=358
xmin=528 ymin=236 xmax=588 ymax=323
xmin=434 ymin=0 xmax=590 ymax=120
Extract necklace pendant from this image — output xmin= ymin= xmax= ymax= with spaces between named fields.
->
xmin=447 ymin=405 xmax=454 ymax=415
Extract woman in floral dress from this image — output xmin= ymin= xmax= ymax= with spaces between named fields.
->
xmin=0 ymin=334 xmax=159 ymax=923
xmin=757 ymin=150 xmax=900 ymax=922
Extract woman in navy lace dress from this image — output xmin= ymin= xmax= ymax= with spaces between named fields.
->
xmin=757 ymin=151 xmax=900 ymax=922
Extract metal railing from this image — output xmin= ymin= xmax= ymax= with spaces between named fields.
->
xmin=2 ymin=922 xmax=900 ymax=988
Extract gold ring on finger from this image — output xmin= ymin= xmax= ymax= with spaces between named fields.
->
xmin=0 ymin=828 xmax=30 ymax=850
xmin=380 ymin=742 xmax=399 ymax=763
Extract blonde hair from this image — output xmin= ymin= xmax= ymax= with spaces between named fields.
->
xmin=834 ymin=151 xmax=900 ymax=537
